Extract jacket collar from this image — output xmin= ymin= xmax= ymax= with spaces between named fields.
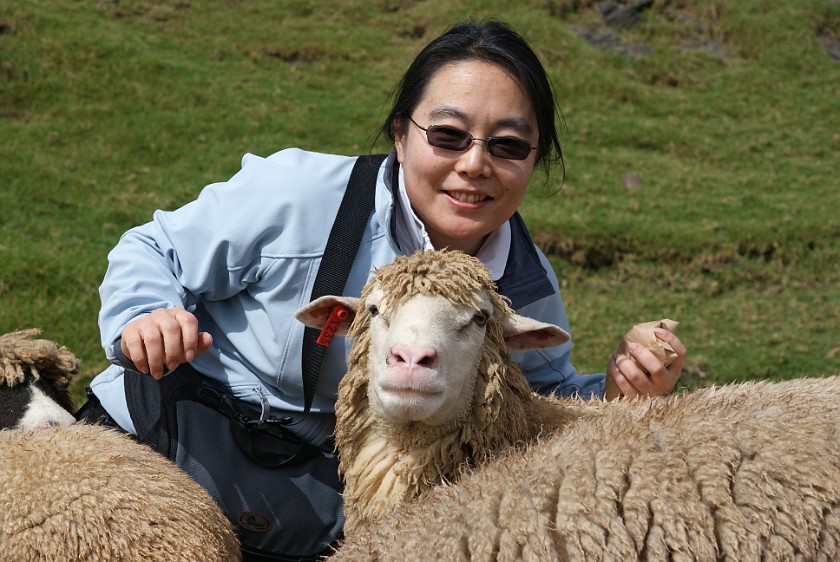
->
xmin=495 ymin=212 xmax=555 ymax=310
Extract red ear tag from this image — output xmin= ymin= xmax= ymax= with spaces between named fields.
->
xmin=316 ymin=305 xmax=349 ymax=347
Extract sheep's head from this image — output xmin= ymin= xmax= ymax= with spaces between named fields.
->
xmin=296 ymin=250 xmax=569 ymax=429
xmin=0 ymin=329 xmax=78 ymax=429
xmin=298 ymin=251 xmax=572 ymax=528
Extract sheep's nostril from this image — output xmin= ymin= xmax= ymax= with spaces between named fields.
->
xmin=418 ymin=353 xmax=438 ymax=368
xmin=389 ymin=345 xmax=439 ymax=369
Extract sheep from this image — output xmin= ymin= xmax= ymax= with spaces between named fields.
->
xmin=0 ymin=329 xmax=78 ymax=430
xmin=0 ymin=329 xmax=242 ymax=562
xmin=297 ymin=250 xmax=840 ymax=560
xmin=295 ymin=250 xmax=602 ymax=535
xmin=332 ymin=375 xmax=840 ymax=561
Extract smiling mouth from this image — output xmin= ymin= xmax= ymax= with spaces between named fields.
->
xmin=447 ymin=191 xmax=489 ymax=204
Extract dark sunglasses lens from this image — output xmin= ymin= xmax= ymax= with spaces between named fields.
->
xmin=487 ymin=138 xmax=532 ymax=160
xmin=426 ymin=126 xmax=472 ymax=151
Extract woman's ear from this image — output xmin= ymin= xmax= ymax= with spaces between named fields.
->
xmin=393 ymin=116 xmax=406 ymax=163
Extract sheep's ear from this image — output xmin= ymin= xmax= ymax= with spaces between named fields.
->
xmin=501 ymin=314 xmax=571 ymax=352
xmin=294 ymin=296 xmax=360 ymax=336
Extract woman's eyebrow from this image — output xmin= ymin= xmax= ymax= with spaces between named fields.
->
xmin=426 ymin=107 xmax=534 ymax=136
xmin=427 ymin=107 xmax=469 ymax=121
xmin=496 ymin=117 xmax=534 ymax=136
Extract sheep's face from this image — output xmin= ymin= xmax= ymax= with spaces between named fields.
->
xmin=0 ymin=376 xmax=76 ymax=430
xmin=361 ymin=285 xmax=493 ymax=425
xmin=0 ymin=329 xmax=79 ymax=430
xmin=294 ymin=250 xmax=571 ymax=431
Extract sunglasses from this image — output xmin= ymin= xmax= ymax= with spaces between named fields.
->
xmin=408 ymin=116 xmax=537 ymax=161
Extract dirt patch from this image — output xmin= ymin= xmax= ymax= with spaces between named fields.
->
xmin=262 ymin=47 xmax=321 ymax=64
xmin=563 ymin=1 xmax=731 ymax=58
xmin=566 ymin=0 xmax=840 ymax=64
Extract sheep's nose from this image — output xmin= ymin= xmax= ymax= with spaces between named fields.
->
xmin=33 ymin=418 xmax=75 ymax=429
xmin=388 ymin=345 xmax=439 ymax=369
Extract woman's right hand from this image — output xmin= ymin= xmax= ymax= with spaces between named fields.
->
xmin=120 ymin=307 xmax=213 ymax=379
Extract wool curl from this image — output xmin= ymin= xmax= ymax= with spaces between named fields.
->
xmin=0 ymin=329 xmax=79 ymax=389
xmin=359 ymin=250 xmax=514 ymax=317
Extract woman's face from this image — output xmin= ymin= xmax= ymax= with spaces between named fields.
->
xmin=394 ymin=60 xmax=538 ymax=256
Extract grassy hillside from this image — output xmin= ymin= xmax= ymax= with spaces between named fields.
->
xmin=1 ymin=0 xmax=838 ymax=405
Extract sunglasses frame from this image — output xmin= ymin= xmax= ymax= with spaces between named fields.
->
xmin=407 ymin=116 xmax=537 ymax=161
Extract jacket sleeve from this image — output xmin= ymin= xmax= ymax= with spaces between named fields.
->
xmin=510 ymin=250 xmax=606 ymax=400
xmin=97 ymin=152 xmax=295 ymax=362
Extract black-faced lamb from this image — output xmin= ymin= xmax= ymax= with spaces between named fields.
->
xmin=0 ymin=329 xmax=242 ymax=561
xmin=0 ymin=329 xmax=77 ymax=430
xmin=298 ymin=250 xmax=840 ymax=560
xmin=295 ymin=250 xmax=601 ymax=534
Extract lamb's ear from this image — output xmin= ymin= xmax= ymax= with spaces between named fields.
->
xmin=501 ymin=314 xmax=571 ymax=352
xmin=294 ymin=296 xmax=360 ymax=336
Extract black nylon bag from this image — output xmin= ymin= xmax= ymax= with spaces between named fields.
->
xmin=125 ymin=365 xmax=344 ymax=562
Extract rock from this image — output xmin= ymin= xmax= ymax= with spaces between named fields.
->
xmin=603 ymin=0 xmax=654 ymax=30
xmin=820 ymin=35 xmax=840 ymax=62
xmin=622 ymin=172 xmax=642 ymax=191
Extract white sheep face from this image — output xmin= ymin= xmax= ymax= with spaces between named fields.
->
xmin=362 ymin=287 xmax=492 ymax=426
xmin=294 ymin=251 xmax=572 ymax=431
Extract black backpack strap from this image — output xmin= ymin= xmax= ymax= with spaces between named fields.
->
xmin=300 ymin=153 xmax=387 ymax=413
xmin=125 ymin=362 xmax=205 ymax=456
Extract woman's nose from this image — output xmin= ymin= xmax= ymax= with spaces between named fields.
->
xmin=454 ymin=141 xmax=492 ymax=177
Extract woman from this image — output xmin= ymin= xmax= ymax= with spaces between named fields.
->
xmin=78 ymin=18 xmax=685 ymax=558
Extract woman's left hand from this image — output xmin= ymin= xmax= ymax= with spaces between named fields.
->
xmin=605 ymin=328 xmax=686 ymax=399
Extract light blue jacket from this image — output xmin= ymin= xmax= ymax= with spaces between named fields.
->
xmin=90 ymin=149 xmax=605 ymax=444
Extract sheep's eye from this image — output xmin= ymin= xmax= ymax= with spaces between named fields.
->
xmin=472 ymin=310 xmax=489 ymax=327
xmin=367 ymin=305 xmax=379 ymax=317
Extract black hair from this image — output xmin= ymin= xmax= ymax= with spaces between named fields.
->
xmin=381 ymin=19 xmax=563 ymax=177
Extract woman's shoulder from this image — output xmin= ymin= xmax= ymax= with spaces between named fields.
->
xmin=222 ymin=148 xmax=360 ymax=201
xmin=260 ymin=147 xmax=356 ymax=169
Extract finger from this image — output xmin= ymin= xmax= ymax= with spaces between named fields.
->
xmin=610 ymin=371 xmax=638 ymax=398
xmin=174 ymin=310 xmax=201 ymax=362
xmin=655 ymin=328 xmax=687 ymax=373
xmin=611 ymin=353 xmax=647 ymax=398
xmin=154 ymin=311 xmax=187 ymax=373
xmin=138 ymin=324 xmax=166 ymax=379
xmin=121 ymin=326 xmax=150 ymax=375
xmin=196 ymin=332 xmax=214 ymax=356
xmin=628 ymin=342 xmax=680 ymax=395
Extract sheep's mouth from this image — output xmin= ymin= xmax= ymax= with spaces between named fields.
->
xmin=374 ymin=383 xmax=448 ymax=422
xmin=378 ymin=383 xmax=444 ymax=398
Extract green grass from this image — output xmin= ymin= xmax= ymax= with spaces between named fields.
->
xmin=2 ymin=0 xmax=839 ymax=405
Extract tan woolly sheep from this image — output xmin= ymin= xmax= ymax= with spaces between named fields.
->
xmin=295 ymin=250 xmax=601 ymax=534
xmin=332 ymin=375 xmax=840 ymax=561
xmin=298 ymin=251 xmax=840 ymax=561
xmin=0 ymin=330 xmax=242 ymax=562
